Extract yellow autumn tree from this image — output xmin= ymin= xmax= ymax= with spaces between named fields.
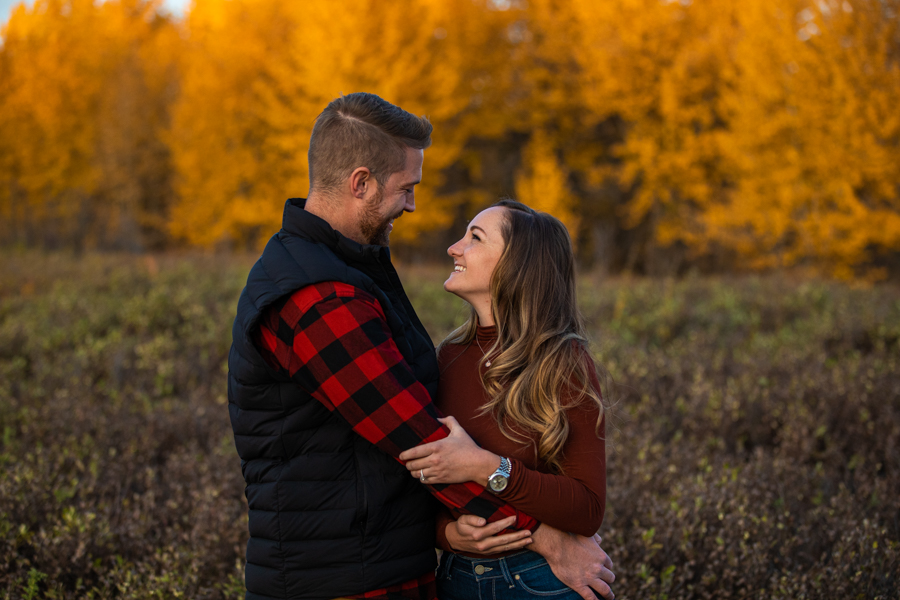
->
xmin=709 ymin=0 xmax=900 ymax=278
xmin=0 ymin=0 xmax=178 ymax=249
xmin=165 ymin=0 xmax=296 ymax=247
xmin=515 ymin=130 xmax=578 ymax=235
xmin=571 ymin=0 xmax=739 ymax=255
xmin=565 ymin=0 xmax=900 ymax=276
xmin=0 ymin=0 xmax=108 ymax=246
xmin=2 ymin=0 xmax=898 ymax=277
xmin=259 ymin=0 xmax=512 ymax=245
xmin=93 ymin=1 xmax=180 ymax=250
xmin=167 ymin=0 xmax=518 ymax=248
xmin=505 ymin=0 xmax=598 ymax=240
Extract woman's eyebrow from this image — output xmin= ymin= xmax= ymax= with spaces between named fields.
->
xmin=469 ymin=225 xmax=487 ymax=236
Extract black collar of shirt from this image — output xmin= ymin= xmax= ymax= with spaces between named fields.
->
xmin=281 ymin=197 xmax=390 ymax=266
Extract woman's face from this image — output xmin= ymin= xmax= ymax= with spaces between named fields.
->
xmin=444 ymin=206 xmax=507 ymax=320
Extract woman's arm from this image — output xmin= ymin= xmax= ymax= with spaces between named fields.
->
xmin=401 ymin=405 xmax=606 ymax=537
xmin=500 ymin=407 xmax=605 ymax=536
xmin=400 ymin=342 xmax=607 ymax=536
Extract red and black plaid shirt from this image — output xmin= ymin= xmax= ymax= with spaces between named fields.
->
xmin=253 ymin=281 xmax=538 ymax=600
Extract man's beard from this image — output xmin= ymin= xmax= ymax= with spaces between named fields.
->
xmin=360 ymin=187 xmax=401 ymax=246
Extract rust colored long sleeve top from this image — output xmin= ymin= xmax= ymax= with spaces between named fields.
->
xmin=434 ymin=325 xmax=607 ymax=558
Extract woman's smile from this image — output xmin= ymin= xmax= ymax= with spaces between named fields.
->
xmin=444 ymin=206 xmax=508 ymax=325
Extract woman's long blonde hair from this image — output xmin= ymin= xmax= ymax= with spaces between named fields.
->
xmin=442 ymin=200 xmax=604 ymax=473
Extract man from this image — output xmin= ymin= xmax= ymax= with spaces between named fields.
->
xmin=228 ymin=92 xmax=614 ymax=600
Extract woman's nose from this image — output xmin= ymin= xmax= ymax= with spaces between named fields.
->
xmin=447 ymin=240 xmax=462 ymax=257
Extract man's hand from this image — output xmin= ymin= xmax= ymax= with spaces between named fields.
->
xmin=529 ymin=524 xmax=615 ymax=600
xmin=445 ymin=515 xmax=533 ymax=554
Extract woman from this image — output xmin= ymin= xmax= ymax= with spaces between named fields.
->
xmin=399 ymin=200 xmax=607 ymax=599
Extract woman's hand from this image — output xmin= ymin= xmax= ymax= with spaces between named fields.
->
xmin=399 ymin=416 xmax=500 ymax=485
xmin=446 ymin=515 xmax=533 ymax=554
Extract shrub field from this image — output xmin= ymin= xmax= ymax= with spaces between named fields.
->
xmin=0 ymin=252 xmax=898 ymax=599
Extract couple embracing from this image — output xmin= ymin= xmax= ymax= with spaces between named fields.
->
xmin=228 ymin=93 xmax=615 ymax=600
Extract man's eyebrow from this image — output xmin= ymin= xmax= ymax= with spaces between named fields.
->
xmin=400 ymin=179 xmax=421 ymax=188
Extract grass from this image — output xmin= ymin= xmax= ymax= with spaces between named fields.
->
xmin=0 ymin=252 xmax=898 ymax=599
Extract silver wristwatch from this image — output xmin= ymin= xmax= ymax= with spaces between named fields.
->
xmin=488 ymin=457 xmax=511 ymax=493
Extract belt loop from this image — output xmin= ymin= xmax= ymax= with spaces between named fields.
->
xmin=442 ymin=551 xmax=456 ymax=580
xmin=498 ymin=556 xmax=515 ymax=589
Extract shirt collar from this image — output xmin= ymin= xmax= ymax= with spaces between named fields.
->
xmin=281 ymin=197 xmax=389 ymax=265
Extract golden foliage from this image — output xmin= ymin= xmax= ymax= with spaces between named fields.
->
xmin=572 ymin=0 xmax=739 ymax=248
xmin=1 ymin=0 xmax=899 ymax=274
xmin=167 ymin=0 xmax=516 ymax=247
xmin=709 ymin=0 xmax=900 ymax=277
xmin=0 ymin=0 xmax=178 ymax=249
xmin=515 ymin=130 xmax=579 ymax=236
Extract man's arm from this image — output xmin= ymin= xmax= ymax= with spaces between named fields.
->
xmin=253 ymin=281 xmax=537 ymax=530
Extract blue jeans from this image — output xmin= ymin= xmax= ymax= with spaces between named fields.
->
xmin=437 ymin=550 xmax=585 ymax=599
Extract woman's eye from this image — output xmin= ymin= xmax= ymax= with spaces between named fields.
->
xmin=471 ymin=233 xmax=481 ymax=241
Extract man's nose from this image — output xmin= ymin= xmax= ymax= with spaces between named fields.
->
xmin=404 ymin=195 xmax=416 ymax=213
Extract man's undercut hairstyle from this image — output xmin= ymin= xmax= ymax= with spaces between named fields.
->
xmin=308 ymin=93 xmax=433 ymax=194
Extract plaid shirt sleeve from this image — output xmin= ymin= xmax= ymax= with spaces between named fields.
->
xmin=252 ymin=281 xmax=539 ymax=532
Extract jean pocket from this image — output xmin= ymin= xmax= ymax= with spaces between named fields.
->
xmin=512 ymin=565 xmax=574 ymax=597
xmin=437 ymin=552 xmax=456 ymax=581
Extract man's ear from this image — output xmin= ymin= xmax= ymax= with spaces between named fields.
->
xmin=349 ymin=167 xmax=375 ymax=201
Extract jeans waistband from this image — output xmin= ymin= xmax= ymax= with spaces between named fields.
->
xmin=441 ymin=550 xmax=549 ymax=582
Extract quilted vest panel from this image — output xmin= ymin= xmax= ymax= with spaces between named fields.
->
xmin=228 ymin=199 xmax=440 ymax=600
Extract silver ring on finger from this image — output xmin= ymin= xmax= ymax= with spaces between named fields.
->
xmin=420 ymin=469 xmax=426 ymax=482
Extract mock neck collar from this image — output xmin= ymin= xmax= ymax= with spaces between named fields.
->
xmin=281 ymin=197 xmax=389 ymax=264
xmin=476 ymin=323 xmax=498 ymax=343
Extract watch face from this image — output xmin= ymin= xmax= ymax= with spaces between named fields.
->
xmin=489 ymin=474 xmax=508 ymax=492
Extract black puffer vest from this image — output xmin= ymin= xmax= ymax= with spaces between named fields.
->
xmin=228 ymin=198 xmax=440 ymax=600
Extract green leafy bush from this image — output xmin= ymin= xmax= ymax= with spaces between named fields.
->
xmin=0 ymin=254 xmax=897 ymax=599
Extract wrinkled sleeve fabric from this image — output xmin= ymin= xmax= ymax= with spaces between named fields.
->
xmin=253 ymin=281 xmax=538 ymax=531
xmin=499 ymin=418 xmax=605 ymax=536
